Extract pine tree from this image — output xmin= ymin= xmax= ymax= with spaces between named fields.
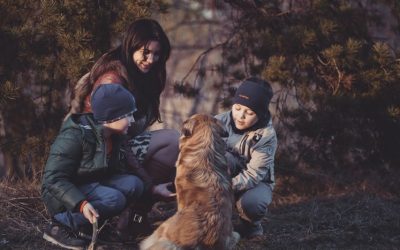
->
xmin=218 ymin=0 xmax=400 ymax=174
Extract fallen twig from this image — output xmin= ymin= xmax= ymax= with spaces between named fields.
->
xmin=87 ymin=220 xmax=98 ymax=250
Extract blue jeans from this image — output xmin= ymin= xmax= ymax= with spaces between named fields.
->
xmin=235 ymin=182 xmax=273 ymax=223
xmin=225 ymin=151 xmax=273 ymax=223
xmin=54 ymin=174 xmax=143 ymax=231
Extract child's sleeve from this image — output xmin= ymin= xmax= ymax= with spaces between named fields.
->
xmin=232 ymin=134 xmax=277 ymax=192
xmin=43 ymin=130 xmax=86 ymax=211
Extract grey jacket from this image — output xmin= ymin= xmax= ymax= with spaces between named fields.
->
xmin=215 ymin=111 xmax=277 ymax=192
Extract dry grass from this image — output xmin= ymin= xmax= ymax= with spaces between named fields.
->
xmin=264 ymin=194 xmax=400 ymax=249
xmin=1 ymin=171 xmax=400 ymax=250
xmin=0 ymin=181 xmax=51 ymax=249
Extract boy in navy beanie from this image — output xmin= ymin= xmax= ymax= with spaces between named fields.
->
xmin=215 ymin=77 xmax=277 ymax=239
xmin=91 ymin=83 xmax=137 ymax=134
xmin=232 ymin=77 xmax=273 ymax=123
xmin=42 ymin=84 xmax=144 ymax=249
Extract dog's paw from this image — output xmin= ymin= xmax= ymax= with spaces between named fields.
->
xmin=226 ymin=231 xmax=240 ymax=249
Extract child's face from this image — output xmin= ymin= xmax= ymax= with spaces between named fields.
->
xmin=231 ymin=104 xmax=259 ymax=130
xmin=106 ymin=114 xmax=135 ymax=135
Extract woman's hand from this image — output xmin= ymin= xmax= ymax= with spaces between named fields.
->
xmin=152 ymin=182 xmax=176 ymax=201
xmin=82 ymin=202 xmax=99 ymax=224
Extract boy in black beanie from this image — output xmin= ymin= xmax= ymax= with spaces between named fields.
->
xmin=215 ymin=77 xmax=277 ymax=239
xmin=42 ymin=84 xmax=144 ymax=249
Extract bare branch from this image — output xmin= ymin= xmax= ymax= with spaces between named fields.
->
xmin=180 ymin=35 xmax=234 ymax=83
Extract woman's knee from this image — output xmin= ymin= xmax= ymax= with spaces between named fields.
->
xmin=147 ymin=129 xmax=179 ymax=165
xmin=149 ymin=129 xmax=179 ymax=149
xmin=162 ymin=129 xmax=180 ymax=145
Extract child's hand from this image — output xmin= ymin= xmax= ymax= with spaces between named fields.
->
xmin=82 ymin=202 xmax=99 ymax=224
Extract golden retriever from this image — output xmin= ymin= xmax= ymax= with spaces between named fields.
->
xmin=140 ymin=114 xmax=239 ymax=250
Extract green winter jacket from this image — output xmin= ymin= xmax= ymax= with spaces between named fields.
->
xmin=41 ymin=114 xmax=127 ymax=216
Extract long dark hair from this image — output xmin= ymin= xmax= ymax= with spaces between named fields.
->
xmin=90 ymin=18 xmax=170 ymax=125
xmin=121 ymin=18 xmax=170 ymax=124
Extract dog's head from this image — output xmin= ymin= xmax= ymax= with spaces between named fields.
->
xmin=178 ymin=114 xmax=230 ymax=182
xmin=181 ymin=114 xmax=228 ymax=140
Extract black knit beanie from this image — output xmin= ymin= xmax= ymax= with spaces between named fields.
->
xmin=232 ymin=77 xmax=273 ymax=119
xmin=91 ymin=84 xmax=137 ymax=123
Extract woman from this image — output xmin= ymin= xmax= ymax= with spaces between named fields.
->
xmin=67 ymin=18 xmax=179 ymax=239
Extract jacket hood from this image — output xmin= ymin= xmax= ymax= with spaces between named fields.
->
xmin=62 ymin=113 xmax=104 ymax=145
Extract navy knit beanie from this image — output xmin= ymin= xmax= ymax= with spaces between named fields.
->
xmin=91 ymin=84 xmax=137 ymax=123
xmin=233 ymin=77 xmax=273 ymax=119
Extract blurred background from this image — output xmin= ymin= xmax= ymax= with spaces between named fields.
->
xmin=0 ymin=1 xmax=400 ymax=248
xmin=1 ymin=0 xmax=399 ymax=193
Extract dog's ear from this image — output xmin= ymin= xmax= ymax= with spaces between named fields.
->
xmin=182 ymin=118 xmax=196 ymax=137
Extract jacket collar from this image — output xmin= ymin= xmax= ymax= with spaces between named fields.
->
xmin=229 ymin=111 xmax=269 ymax=134
xmin=66 ymin=113 xmax=105 ymax=144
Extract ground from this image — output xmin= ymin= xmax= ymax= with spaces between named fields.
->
xmin=1 ymin=173 xmax=399 ymax=250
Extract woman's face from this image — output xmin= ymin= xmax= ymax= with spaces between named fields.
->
xmin=132 ymin=40 xmax=161 ymax=73
xmin=231 ymin=104 xmax=259 ymax=130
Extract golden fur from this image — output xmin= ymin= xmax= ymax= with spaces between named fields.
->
xmin=140 ymin=114 xmax=240 ymax=250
